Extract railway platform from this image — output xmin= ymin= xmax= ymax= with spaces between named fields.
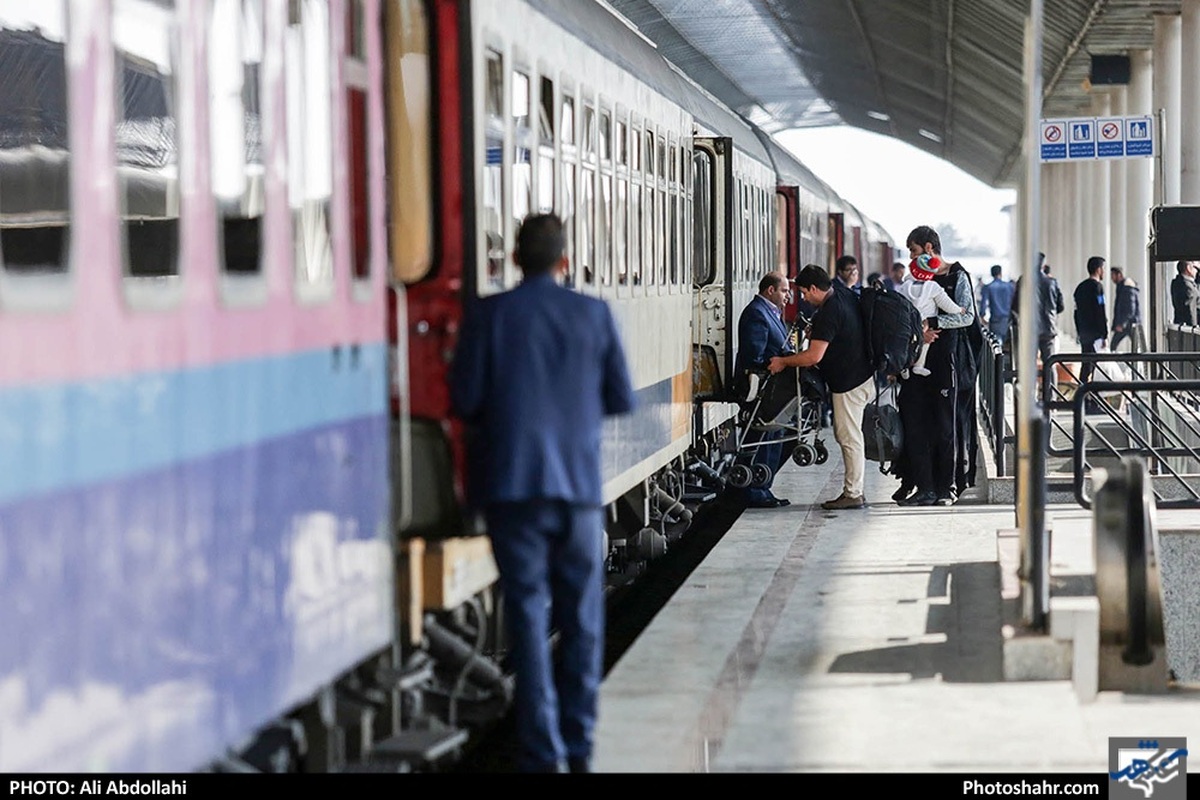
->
xmin=592 ymin=427 xmax=1200 ymax=774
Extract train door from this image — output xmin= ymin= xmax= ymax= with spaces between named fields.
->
xmin=828 ymin=211 xmax=844 ymax=272
xmin=775 ymin=186 xmax=800 ymax=322
xmin=692 ymin=136 xmax=733 ymax=398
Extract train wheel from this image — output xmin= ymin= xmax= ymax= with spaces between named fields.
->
xmin=727 ymin=464 xmax=753 ymax=489
xmin=814 ymin=441 xmax=829 ymax=465
xmin=751 ymin=463 xmax=772 ymax=488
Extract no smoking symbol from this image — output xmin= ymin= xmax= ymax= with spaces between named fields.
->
xmin=1102 ymin=122 xmax=1120 ymax=139
xmin=1045 ymin=126 xmax=1062 ymax=142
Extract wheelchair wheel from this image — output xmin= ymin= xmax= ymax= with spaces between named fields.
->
xmin=727 ymin=463 xmax=753 ymax=489
xmin=751 ymin=463 xmax=772 ymax=488
xmin=814 ymin=441 xmax=829 ymax=465
xmin=791 ymin=444 xmax=815 ymax=467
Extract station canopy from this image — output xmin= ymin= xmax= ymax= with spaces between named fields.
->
xmin=607 ymin=0 xmax=1181 ymax=188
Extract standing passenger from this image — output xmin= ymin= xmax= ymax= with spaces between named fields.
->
xmin=979 ymin=264 xmax=1015 ymax=345
xmin=449 ymin=213 xmax=636 ymax=774
xmin=1171 ymin=260 xmax=1200 ymax=326
xmin=1109 ymin=265 xmax=1141 ymax=352
xmin=767 ymin=264 xmax=873 ymax=510
xmin=1073 ymin=256 xmax=1108 ymax=389
xmin=834 ymin=255 xmax=861 ymax=296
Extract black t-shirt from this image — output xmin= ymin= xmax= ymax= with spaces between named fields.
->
xmin=810 ymin=282 xmax=872 ymax=393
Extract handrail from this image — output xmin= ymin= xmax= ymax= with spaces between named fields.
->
xmin=1070 ymin=380 xmax=1200 ymax=508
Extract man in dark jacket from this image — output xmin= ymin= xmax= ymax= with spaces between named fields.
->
xmin=1109 ymin=265 xmax=1141 ymax=352
xmin=1073 ymin=256 xmax=1108 ymax=388
xmin=1012 ymin=253 xmax=1065 ymax=392
xmin=1171 ymin=260 xmax=1200 ymax=326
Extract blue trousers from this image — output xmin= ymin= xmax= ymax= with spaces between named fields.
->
xmin=486 ymin=501 xmax=605 ymax=772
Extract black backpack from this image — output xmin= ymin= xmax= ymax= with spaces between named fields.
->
xmin=859 ymin=280 xmax=924 ymax=378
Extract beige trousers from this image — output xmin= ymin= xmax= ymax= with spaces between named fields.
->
xmin=830 ymin=377 xmax=875 ymax=498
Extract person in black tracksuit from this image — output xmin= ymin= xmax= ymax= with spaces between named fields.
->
xmin=1073 ymin=256 xmax=1108 ymax=389
xmin=894 ymin=226 xmax=979 ymax=507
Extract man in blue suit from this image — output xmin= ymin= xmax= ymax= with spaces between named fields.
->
xmin=733 ymin=271 xmax=795 ymax=508
xmin=450 ymin=213 xmax=635 ymax=774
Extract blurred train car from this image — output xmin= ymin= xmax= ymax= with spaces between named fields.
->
xmin=0 ymin=0 xmax=394 ymax=772
xmin=0 ymin=0 xmax=894 ymax=773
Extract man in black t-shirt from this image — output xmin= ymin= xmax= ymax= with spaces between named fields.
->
xmin=768 ymin=264 xmax=873 ymax=510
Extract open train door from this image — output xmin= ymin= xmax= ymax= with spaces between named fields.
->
xmin=775 ymin=185 xmax=801 ymax=322
xmin=828 ymin=211 xmax=845 ymax=272
xmin=692 ymin=136 xmax=735 ymax=400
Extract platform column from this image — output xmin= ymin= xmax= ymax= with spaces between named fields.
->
xmin=1153 ymin=13 xmax=1181 ymax=207
xmin=1181 ymin=0 xmax=1200 ymax=203
xmin=1125 ymin=49 xmax=1153 ymax=294
xmin=1109 ymin=87 xmax=1128 ymax=282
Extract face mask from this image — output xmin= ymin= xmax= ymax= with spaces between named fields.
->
xmin=909 ymin=253 xmax=942 ymax=281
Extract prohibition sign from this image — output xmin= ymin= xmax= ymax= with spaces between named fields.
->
xmin=1101 ymin=122 xmax=1120 ymax=140
xmin=1044 ymin=125 xmax=1062 ymax=142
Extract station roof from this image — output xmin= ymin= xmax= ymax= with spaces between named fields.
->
xmin=606 ymin=0 xmax=1181 ymax=188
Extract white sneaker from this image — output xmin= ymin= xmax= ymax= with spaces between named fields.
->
xmin=912 ymin=366 xmax=931 ymax=376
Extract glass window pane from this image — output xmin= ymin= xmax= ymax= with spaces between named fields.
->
xmin=0 ymin=1 xmax=70 ymax=274
xmin=580 ymin=167 xmax=594 ymax=284
xmin=286 ymin=0 xmax=334 ymax=291
xmin=538 ymin=75 xmax=553 ymax=144
xmin=482 ymin=49 xmax=504 ymax=287
xmin=116 ymin=0 xmax=180 ymax=278
xmin=512 ymin=70 xmax=531 ymax=233
xmin=560 ymin=95 xmax=574 ymax=145
xmin=210 ymin=0 xmax=264 ymax=275
xmin=615 ymin=179 xmax=627 ymax=285
xmin=692 ymin=150 xmax=711 ymax=284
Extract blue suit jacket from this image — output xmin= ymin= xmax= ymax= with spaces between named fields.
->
xmin=449 ymin=273 xmax=636 ymax=508
xmin=734 ymin=294 xmax=793 ymax=379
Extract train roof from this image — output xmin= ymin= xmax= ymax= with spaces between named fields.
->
xmin=526 ymin=0 xmax=770 ymax=164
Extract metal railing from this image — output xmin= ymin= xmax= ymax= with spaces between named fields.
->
xmin=1040 ymin=351 xmax=1200 ymax=509
xmin=977 ymin=328 xmax=1010 ymax=476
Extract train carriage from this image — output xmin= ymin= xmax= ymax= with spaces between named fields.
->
xmin=0 ymin=0 xmax=894 ymax=773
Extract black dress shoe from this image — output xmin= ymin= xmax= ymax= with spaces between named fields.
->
xmin=747 ymin=496 xmax=789 ymax=508
xmin=898 ymin=490 xmax=937 ymax=506
xmin=891 ymin=483 xmax=915 ymax=503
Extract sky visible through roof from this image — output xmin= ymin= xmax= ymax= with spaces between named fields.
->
xmin=777 ymin=125 xmax=1020 ymax=281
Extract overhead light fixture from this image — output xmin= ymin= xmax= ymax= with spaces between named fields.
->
xmin=918 ymin=128 xmax=942 ymax=143
xmin=867 ymin=110 xmax=890 ymax=121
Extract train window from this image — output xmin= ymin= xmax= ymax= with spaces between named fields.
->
xmin=210 ymin=0 xmax=265 ymax=279
xmin=615 ymin=178 xmax=627 ymax=286
xmin=511 ymin=70 xmax=532 ymax=237
xmin=668 ymin=145 xmax=676 ymax=184
xmin=115 ymin=0 xmax=180 ymax=282
xmin=345 ymin=4 xmax=370 ymax=285
xmin=668 ymin=183 xmax=677 ymax=286
xmin=537 ymin=76 xmax=554 ymax=213
xmin=599 ymin=110 xmax=611 ymax=163
xmin=631 ymin=125 xmax=641 ymax=172
xmin=386 ymin=0 xmax=432 ymax=285
xmin=347 ymin=0 xmax=366 ymax=59
xmin=616 ymin=120 xmax=627 ymax=167
xmin=598 ymin=171 xmax=611 ymax=286
xmin=629 ymin=172 xmax=642 ymax=286
xmin=775 ymin=192 xmax=788 ymax=274
xmin=482 ymin=49 xmax=504 ymax=288
xmin=286 ymin=0 xmax=334 ymax=297
xmin=656 ymin=137 xmax=665 ymax=182
xmin=560 ymin=94 xmax=574 ymax=145
xmin=580 ymin=166 xmax=594 ymax=285
xmin=582 ymin=103 xmax=595 ymax=158
xmin=644 ymin=131 xmax=653 ymax=177
xmin=0 ymin=2 xmax=70 ymax=278
xmin=561 ymin=161 xmax=575 ymax=284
